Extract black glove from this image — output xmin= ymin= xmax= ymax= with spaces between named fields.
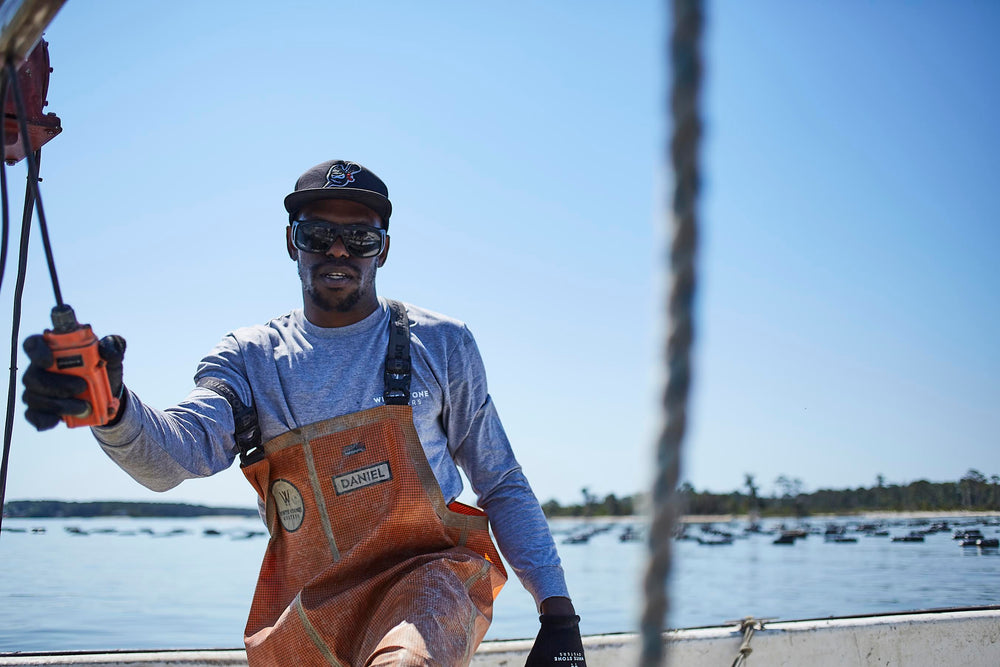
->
xmin=525 ymin=614 xmax=587 ymax=667
xmin=22 ymin=334 xmax=126 ymax=430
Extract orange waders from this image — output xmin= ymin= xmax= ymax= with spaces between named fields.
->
xmin=236 ymin=301 xmax=507 ymax=666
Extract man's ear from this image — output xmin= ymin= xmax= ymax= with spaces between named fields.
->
xmin=377 ymin=235 xmax=390 ymax=268
xmin=286 ymin=226 xmax=298 ymax=261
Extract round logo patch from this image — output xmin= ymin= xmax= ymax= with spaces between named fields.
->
xmin=325 ymin=161 xmax=360 ymax=187
xmin=270 ymin=479 xmax=305 ymax=532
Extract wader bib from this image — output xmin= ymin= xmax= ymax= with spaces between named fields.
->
xmin=235 ymin=301 xmax=507 ymax=666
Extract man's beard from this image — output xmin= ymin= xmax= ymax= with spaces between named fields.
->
xmin=305 ymin=282 xmax=361 ymax=313
xmin=299 ymin=261 xmax=371 ymax=313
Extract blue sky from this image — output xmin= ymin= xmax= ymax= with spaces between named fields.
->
xmin=1 ymin=1 xmax=997 ymax=509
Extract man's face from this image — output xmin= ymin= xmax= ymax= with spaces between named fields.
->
xmin=286 ymin=199 xmax=389 ymax=327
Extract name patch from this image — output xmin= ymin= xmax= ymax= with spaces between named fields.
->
xmin=270 ymin=479 xmax=305 ymax=532
xmin=333 ymin=462 xmax=392 ymax=495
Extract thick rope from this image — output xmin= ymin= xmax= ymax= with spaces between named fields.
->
xmin=638 ymin=1 xmax=703 ymax=665
xmin=731 ymin=617 xmax=765 ymax=667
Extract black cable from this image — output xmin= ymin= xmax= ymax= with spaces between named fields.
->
xmin=0 ymin=63 xmax=14 ymax=533
xmin=0 ymin=72 xmax=9 ymax=294
xmin=1 ymin=56 xmax=54 ymax=531
xmin=4 ymin=58 xmax=61 ymax=307
xmin=0 ymin=155 xmax=39 ymax=534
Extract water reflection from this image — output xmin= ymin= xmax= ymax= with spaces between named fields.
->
xmin=0 ymin=514 xmax=997 ymax=650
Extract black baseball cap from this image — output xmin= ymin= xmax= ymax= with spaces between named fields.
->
xmin=283 ymin=160 xmax=392 ymax=225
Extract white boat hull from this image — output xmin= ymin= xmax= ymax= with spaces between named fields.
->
xmin=2 ymin=607 xmax=998 ymax=666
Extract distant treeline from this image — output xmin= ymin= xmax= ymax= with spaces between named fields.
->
xmin=542 ymin=490 xmax=639 ymax=518
xmin=542 ymin=470 xmax=1000 ymax=518
xmin=8 ymin=469 xmax=999 ymax=520
xmin=3 ymin=500 xmax=258 ymax=519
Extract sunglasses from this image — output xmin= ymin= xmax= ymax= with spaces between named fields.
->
xmin=291 ymin=220 xmax=387 ymax=258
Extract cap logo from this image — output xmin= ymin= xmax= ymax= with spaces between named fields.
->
xmin=325 ymin=161 xmax=361 ymax=188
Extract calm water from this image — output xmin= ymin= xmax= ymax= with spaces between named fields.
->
xmin=1 ymin=514 xmax=997 ymax=652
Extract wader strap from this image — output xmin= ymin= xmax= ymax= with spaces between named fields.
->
xmin=383 ymin=299 xmax=411 ymax=406
xmin=196 ymin=377 xmax=264 ymax=467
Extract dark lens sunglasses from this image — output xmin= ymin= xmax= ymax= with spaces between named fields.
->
xmin=291 ymin=220 xmax=387 ymax=258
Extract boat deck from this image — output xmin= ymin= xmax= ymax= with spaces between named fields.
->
xmin=2 ymin=607 xmax=998 ymax=666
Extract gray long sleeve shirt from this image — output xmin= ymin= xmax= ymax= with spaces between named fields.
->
xmin=92 ymin=298 xmax=568 ymax=607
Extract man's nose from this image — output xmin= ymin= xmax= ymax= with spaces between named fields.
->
xmin=324 ymin=235 xmax=351 ymax=258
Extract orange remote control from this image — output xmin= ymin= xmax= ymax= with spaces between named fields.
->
xmin=42 ymin=305 xmax=119 ymax=428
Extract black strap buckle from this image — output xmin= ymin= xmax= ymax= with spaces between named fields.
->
xmin=383 ymin=300 xmax=412 ymax=406
xmin=385 ymin=357 xmax=410 ymax=375
xmin=196 ymin=377 xmax=263 ymax=467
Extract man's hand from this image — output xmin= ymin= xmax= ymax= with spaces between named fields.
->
xmin=22 ymin=334 xmax=126 ymax=430
xmin=525 ymin=598 xmax=586 ymax=667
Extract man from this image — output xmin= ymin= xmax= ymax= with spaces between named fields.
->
xmin=22 ymin=160 xmax=587 ymax=666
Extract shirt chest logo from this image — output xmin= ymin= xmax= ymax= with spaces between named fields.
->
xmin=333 ymin=461 xmax=393 ymax=495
